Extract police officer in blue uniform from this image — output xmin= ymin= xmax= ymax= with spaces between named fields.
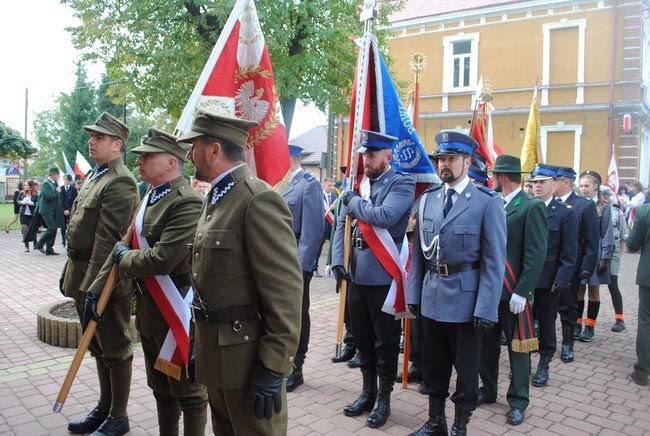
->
xmin=332 ymin=131 xmax=415 ymax=429
xmin=552 ymin=166 xmax=599 ymax=363
xmin=529 ymin=164 xmax=578 ymax=387
xmin=407 ymin=132 xmax=506 ymax=436
xmin=281 ymin=144 xmax=324 ymax=392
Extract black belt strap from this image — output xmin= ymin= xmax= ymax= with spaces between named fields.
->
xmin=424 ymin=260 xmax=481 ymax=276
xmin=192 ymin=305 xmax=260 ymax=324
xmin=353 ymin=236 xmax=403 ymax=250
xmin=67 ymin=248 xmax=92 ymax=261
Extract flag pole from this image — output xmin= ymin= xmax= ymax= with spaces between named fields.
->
xmin=335 ymin=1 xmax=376 ymax=358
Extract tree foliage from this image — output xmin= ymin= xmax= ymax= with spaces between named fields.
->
xmin=62 ymin=0 xmax=403 ymax=134
xmin=0 ymin=122 xmax=35 ymax=159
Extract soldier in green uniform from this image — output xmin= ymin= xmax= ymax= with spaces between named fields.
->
xmin=62 ymin=112 xmax=139 ymax=436
xmin=91 ymin=128 xmax=208 ymax=435
xmin=35 ymin=167 xmax=64 ymax=255
xmin=179 ymin=110 xmax=303 ymax=436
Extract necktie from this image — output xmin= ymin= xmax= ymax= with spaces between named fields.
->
xmin=443 ymin=188 xmax=455 ymax=218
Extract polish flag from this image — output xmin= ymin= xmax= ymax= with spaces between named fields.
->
xmin=605 ymin=143 xmax=621 ymax=206
xmin=175 ymin=0 xmax=289 ymax=186
xmin=74 ymin=151 xmax=92 ymax=179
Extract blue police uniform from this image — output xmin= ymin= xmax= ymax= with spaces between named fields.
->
xmin=281 ymin=144 xmax=324 ymax=391
xmin=407 ymin=132 xmax=506 ymax=435
xmin=331 ymin=131 xmax=415 ymax=428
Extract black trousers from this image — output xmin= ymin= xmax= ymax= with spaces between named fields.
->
xmin=421 ymin=317 xmax=483 ymax=411
xmin=533 ymin=288 xmax=560 ymax=356
xmin=348 ymin=282 xmax=401 ymax=381
xmin=558 ymin=273 xmax=579 ymax=343
xmin=343 ymin=289 xmax=354 ymax=346
xmin=295 ymin=270 xmax=312 ymax=368
xmin=407 ymin=314 xmax=422 ymax=366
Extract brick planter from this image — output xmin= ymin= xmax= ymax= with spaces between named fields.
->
xmin=37 ymin=300 xmax=139 ymax=348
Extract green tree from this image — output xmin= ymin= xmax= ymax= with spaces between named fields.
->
xmin=0 ymin=121 xmax=36 ymax=159
xmin=62 ymin=0 xmax=402 ymax=135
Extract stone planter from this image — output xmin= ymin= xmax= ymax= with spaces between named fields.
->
xmin=37 ymin=300 xmax=139 ymax=348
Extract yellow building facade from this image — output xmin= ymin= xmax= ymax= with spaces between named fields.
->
xmin=335 ymin=0 xmax=650 ymax=185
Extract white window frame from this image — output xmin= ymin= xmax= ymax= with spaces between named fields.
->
xmin=442 ymin=33 xmax=480 ymax=96
xmin=540 ymin=123 xmax=583 ymax=175
xmin=541 ymin=19 xmax=587 ymax=106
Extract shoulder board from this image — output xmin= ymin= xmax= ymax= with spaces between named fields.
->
xmin=477 ymin=185 xmax=498 ymax=197
xmin=303 ymin=172 xmax=316 ymax=182
xmin=244 ymin=175 xmax=270 ymax=194
xmin=424 ymin=184 xmax=444 ymax=194
xmin=395 ymin=170 xmax=409 ymax=176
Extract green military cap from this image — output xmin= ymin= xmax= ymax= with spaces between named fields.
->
xmin=176 ymin=109 xmax=259 ymax=149
xmin=131 ymin=128 xmax=190 ymax=162
xmin=49 ymin=167 xmax=60 ymax=175
xmin=83 ymin=112 xmax=130 ymax=143
xmin=490 ymin=154 xmax=523 ymax=173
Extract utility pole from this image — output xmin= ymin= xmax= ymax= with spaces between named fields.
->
xmin=24 ymin=88 xmax=29 ymax=139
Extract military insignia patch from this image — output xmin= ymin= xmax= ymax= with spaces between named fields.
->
xmin=441 ymin=132 xmax=449 ymax=142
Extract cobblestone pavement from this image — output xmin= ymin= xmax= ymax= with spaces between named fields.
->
xmin=0 ymin=231 xmax=649 ymax=435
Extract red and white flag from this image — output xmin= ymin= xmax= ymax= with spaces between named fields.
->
xmin=175 ymin=0 xmax=289 ymax=186
xmin=605 ymin=143 xmax=621 ymax=206
xmin=74 ymin=151 xmax=92 ymax=179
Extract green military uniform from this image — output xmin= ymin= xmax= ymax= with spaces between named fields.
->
xmin=178 ymin=111 xmax=303 ymax=436
xmin=479 ymin=156 xmax=548 ymax=416
xmin=92 ymin=128 xmax=208 ymax=436
xmin=35 ymin=168 xmax=64 ymax=253
xmin=62 ymin=112 xmax=139 ymax=432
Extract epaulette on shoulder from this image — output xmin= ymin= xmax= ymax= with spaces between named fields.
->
xmin=244 ymin=175 xmax=269 ymax=194
xmin=477 ymin=185 xmax=498 ymax=197
xmin=425 ymin=184 xmax=444 ymax=194
xmin=303 ymin=172 xmax=316 ymax=182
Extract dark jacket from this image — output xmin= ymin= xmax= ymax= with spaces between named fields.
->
xmin=536 ymin=198 xmax=578 ymax=289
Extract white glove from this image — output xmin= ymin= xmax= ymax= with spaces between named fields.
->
xmin=325 ymin=264 xmax=332 ymax=276
xmin=509 ymin=293 xmax=527 ymax=314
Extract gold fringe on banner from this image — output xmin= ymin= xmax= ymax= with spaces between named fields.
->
xmin=511 ymin=338 xmax=539 ymax=353
xmin=154 ymin=357 xmax=182 ymax=381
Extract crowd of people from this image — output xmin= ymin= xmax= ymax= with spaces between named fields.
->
xmin=5 ymin=109 xmax=650 ymax=436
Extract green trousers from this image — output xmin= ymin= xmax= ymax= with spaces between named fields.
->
xmin=635 ymin=286 xmax=650 ymax=378
xmin=479 ymin=300 xmax=530 ymax=411
xmin=37 ymin=214 xmax=57 ymax=251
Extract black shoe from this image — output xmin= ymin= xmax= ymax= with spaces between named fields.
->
xmin=37 ymin=247 xmax=47 ymax=255
xmin=531 ymin=355 xmax=551 ymax=387
xmin=506 ymin=407 xmax=524 ymax=425
xmin=611 ymin=320 xmax=626 ymax=332
xmin=395 ymin=364 xmax=423 ymax=383
xmin=24 ymin=246 xmax=29 ymax=252
xmin=418 ymin=382 xmax=426 ymax=395
xmin=409 ymin=397 xmax=447 ymax=436
xmin=476 ymin=389 xmax=496 ymax=406
xmin=90 ymin=415 xmax=130 ymax=436
xmin=500 ymin=331 xmax=507 ymax=346
xmin=574 ymin=323 xmax=582 ymax=339
xmin=630 ymin=371 xmax=648 ymax=386
xmin=46 ymin=250 xmax=60 ymax=256
xmin=332 ymin=345 xmax=355 ymax=363
xmin=67 ymin=407 xmax=109 ymax=434
xmin=285 ymin=368 xmax=304 ymax=392
xmin=343 ymin=372 xmax=376 ymax=417
xmin=450 ymin=404 xmax=471 ymax=436
xmin=347 ymin=350 xmax=361 ymax=368
xmin=367 ymin=379 xmax=392 ymax=428
xmin=579 ymin=325 xmax=594 ymax=342
xmin=561 ymin=343 xmax=574 ymax=363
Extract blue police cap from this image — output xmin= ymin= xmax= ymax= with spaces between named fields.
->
xmin=357 ymin=130 xmax=398 ymax=153
xmin=556 ymin=166 xmax=576 ymax=180
xmin=468 ymin=165 xmax=488 ymax=184
xmin=433 ymin=131 xmax=478 ymax=158
xmin=530 ymin=163 xmax=557 ymax=181
xmin=288 ymin=144 xmax=303 ymax=157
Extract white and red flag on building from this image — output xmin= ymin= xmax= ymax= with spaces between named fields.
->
xmin=74 ymin=151 xmax=92 ymax=179
xmin=175 ymin=0 xmax=289 ymax=186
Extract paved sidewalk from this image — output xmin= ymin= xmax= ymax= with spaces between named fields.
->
xmin=0 ymin=230 xmax=649 ymax=435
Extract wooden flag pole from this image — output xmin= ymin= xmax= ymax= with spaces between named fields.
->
xmin=335 ymin=1 xmax=376 ymax=357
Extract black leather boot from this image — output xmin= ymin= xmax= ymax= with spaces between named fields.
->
xmin=286 ymin=366 xmax=304 ymax=392
xmin=450 ymin=404 xmax=471 ymax=436
xmin=395 ymin=363 xmax=424 ymax=383
xmin=409 ymin=397 xmax=448 ymax=436
xmin=90 ymin=415 xmax=130 ymax=436
xmin=343 ymin=372 xmax=377 ymax=417
xmin=67 ymin=407 xmax=109 ymax=434
xmin=531 ymin=354 xmax=552 ymax=387
xmin=560 ymin=324 xmax=574 ymax=363
xmin=332 ymin=345 xmax=356 ymax=363
xmin=367 ymin=378 xmax=392 ymax=428
xmin=347 ymin=350 xmax=362 ymax=368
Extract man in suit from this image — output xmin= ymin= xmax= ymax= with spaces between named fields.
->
xmin=62 ymin=112 xmax=139 ymax=436
xmin=627 ymin=204 xmax=650 ymax=386
xmin=331 ymin=130 xmax=415 ymax=429
xmin=314 ymin=177 xmax=337 ymax=277
xmin=280 ymin=144 xmax=323 ymax=391
xmin=530 ymin=164 xmax=578 ymax=387
xmin=180 ymin=110 xmax=302 ymax=435
xmin=35 ymin=167 xmax=64 ymax=255
xmin=60 ymin=173 xmax=78 ymax=246
xmin=408 ymin=133 xmax=506 ymax=436
xmin=88 ymin=128 xmax=208 ymax=435
xmin=478 ymin=155 xmax=547 ymax=426
xmin=552 ymin=166 xmax=599 ymax=362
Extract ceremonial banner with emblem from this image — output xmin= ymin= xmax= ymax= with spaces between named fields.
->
xmin=176 ymin=0 xmax=289 ymax=186
xmin=605 ymin=143 xmax=621 ymax=206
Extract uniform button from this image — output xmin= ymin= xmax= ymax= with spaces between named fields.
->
xmin=147 ymin=231 xmax=152 ymax=236
xmin=288 ymin=356 xmax=294 ymax=363
xmin=243 ymin=335 xmax=250 ymax=342
xmin=215 ymin=241 xmax=220 ymax=247
xmin=198 ymin=233 xmax=202 ymax=238
xmin=193 ymin=272 xmax=198 ymax=279
xmin=194 ymin=252 xmax=200 ymax=260
xmin=207 ymin=214 xmax=211 ymax=220
xmin=440 ymin=243 xmax=446 ymax=248
xmin=441 ymin=229 xmax=445 ymax=233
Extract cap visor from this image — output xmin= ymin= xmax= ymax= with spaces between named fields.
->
xmin=176 ymin=129 xmax=204 ymax=143
xmin=529 ymin=175 xmax=553 ymax=181
xmin=131 ymin=144 xmax=165 ymax=154
xmin=83 ymin=124 xmax=115 ymax=137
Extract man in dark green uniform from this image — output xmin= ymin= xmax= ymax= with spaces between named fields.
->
xmin=478 ymin=155 xmax=547 ymax=426
xmin=180 ymin=110 xmax=303 ymax=435
xmin=35 ymin=167 xmax=64 ymax=255
xmin=91 ymin=128 xmax=208 ymax=435
xmin=62 ymin=112 xmax=139 ymax=436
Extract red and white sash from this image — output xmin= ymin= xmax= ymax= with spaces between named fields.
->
xmin=357 ymin=176 xmax=412 ymax=319
xmin=323 ymin=197 xmax=334 ymax=226
xmin=133 ymin=192 xmax=193 ymax=380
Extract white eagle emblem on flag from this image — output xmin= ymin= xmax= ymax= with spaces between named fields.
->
xmin=235 ymin=80 xmax=270 ymax=123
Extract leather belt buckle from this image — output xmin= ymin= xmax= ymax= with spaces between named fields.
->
xmin=437 ymin=263 xmax=449 ymax=277
xmin=355 ymin=238 xmax=364 ymax=250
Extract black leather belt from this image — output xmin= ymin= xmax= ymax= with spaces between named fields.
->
xmin=67 ymin=248 xmax=91 ymax=261
xmin=191 ymin=305 xmax=260 ymax=325
xmin=424 ymin=260 xmax=480 ymax=276
xmin=353 ymin=236 xmax=402 ymax=250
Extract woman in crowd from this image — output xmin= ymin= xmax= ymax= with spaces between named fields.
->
xmin=19 ymin=180 xmax=38 ymax=252
xmin=626 ymin=181 xmax=645 ymax=221
xmin=602 ymin=188 xmax=628 ymax=332
xmin=575 ymin=171 xmax=614 ymax=342
xmin=5 ymin=181 xmax=24 ymax=233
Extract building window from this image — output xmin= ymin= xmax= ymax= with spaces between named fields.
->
xmin=442 ymin=33 xmax=480 ymax=98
